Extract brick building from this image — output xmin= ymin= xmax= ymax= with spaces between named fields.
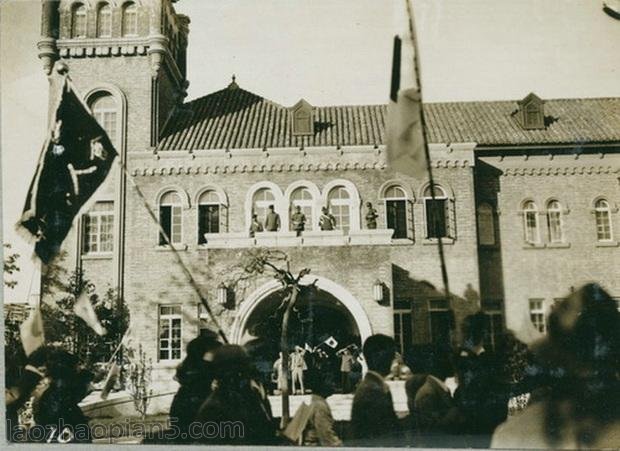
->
xmin=37 ymin=1 xmax=619 ymax=392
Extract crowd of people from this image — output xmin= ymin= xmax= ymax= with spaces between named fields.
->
xmin=5 ymin=283 xmax=620 ymax=447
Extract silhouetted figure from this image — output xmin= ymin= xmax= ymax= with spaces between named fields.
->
xmin=195 ymin=345 xmax=278 ymax=445
xmin=454 ymin=312 xmax=509 ymax=448
xmin=492 ymin=284 xmax=620 ymax=449
xmin=291 ymin=205 xmax=306 ymax=236
xmin=365 ymin=202 xmax=378 ymax=229
xmin=301 ymin=377 xmax=342 ymax=446
xmin=32 ymin=349 xmax=92 ymax=443
xmin=337 ymin=347 xmax=355 ymax=393
xmin=350 ymin=334 xmax=400 ymax=446
xmin=169 ymin=332 xmax=222 ymax=442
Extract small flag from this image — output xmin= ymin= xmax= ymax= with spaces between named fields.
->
xmin=17 ymin=77 xmax=117 ymax=263
xmin=20 ymin=308 xmax=45 ymax=356
xmin=386 ymin=10 xmax=428 ymax=179
xmin=324 ymin=336 xmax=338 ymax=349
xmin=304 ymin=343 xmax=313 ymax=353
xmin=100 ymin=361 xmax=120 ymax=400
xmin=74 ymin=291 xmax=107 ymax=336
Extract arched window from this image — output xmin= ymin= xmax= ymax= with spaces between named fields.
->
xmin=546 ymin=200 xmax=563 ymax=243
xmin=477 ymin=203 xmax=495 ymax=246
xmin=122 ymin=2 xmax=138 ymax=36
xmin=594 ymin=199 xmax=613 ymax=241
xmin=159 ymin=191 xmax=182 ymax=245
xmin=89 ymin=92 xmax=118 ymax=146
xmin=252 ymin=188 xmax=275 ymax=226
xmin=97 ymin=3 xmax=112 ymax=38
xmin=423 ymin=184 xmax=453 ymax=239
xmin=198 ymin=190 xmax=222 ymax=243
xmin=72 ymin=3 xmax=87 ymax=38
xmin=382 ymin=185 xmax=408 ymax=239
xmin=328 ymin=186 xmax=352 ymax=234
xmin=522 ymin=201 xmax=539 ymax=244
xmin=290 ymin=187 xmax=314 ymax=231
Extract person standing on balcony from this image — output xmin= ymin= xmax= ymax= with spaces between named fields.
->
xmin=291 ymin=205 xmax=306 ymax=236
xmin=319 ymin=207 xmax=336 ymax=231
xmin=249 ymin=213 xmax=264 ymax=237
xmin=264 ymin=205 xmax=281 ymax=232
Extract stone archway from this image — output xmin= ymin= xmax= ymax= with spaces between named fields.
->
xmin=231 ymin=275 xmax=373 ymax=345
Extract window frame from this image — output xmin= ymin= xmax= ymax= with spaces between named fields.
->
xmin=428 ymin=298 xmax=451 ymax=346
xmin=522 ymin=200 xmax=540 ymax=244
xmin=289 ymin=186 xmax=315 ymax=232
xmin=252 ymin=187 xmax=276 ymax=228
xmin=594 ymin=199 xmax=613 ymax=242
xmin=477 ymin=202 xmax=496 ymax=246
xmin=381 ymin=184 xmax=411 ymax=240
xmin=72 ymin=3 xmax=87 ymax=39
xmin=122 ymin=1 xmax=139 ymax=37
xmin=96 ymin=3 xmax=112 ymax=38
xmin=393 ymin=308 xmax=413 ymax=356
xmin=82 ymin=201 xmax=114 ymax=255
xmin=529 ymin=298 xmax=547 ymax=333
xmin=327 ymin=186 xmax=352 ymax=234
xmin=90 ymin=93 xmax=118 ymax=147
xmin=546 ymin=200 xmax=564 ymax=243
xmin=158 ymin=191 xmax=183 ymax=245
xmin=197 ymin=190 xmax=223 ymax=243
xmin=158 ymin=305 xmax=182 ymax=361
xmin=422 ymin=184 xmax=452 ymax=239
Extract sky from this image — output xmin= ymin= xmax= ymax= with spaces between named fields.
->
xmin=1 ymin=0 xmax=619 ymax=303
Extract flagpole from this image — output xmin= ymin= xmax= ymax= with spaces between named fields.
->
xmin=404 ymin=0 xmax=451 ymax=303
xmin=117 ymin=160 xmax=229 ymax=344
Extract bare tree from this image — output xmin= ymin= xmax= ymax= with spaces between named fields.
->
xmin=223 ymin=248 xmax=316 ymax=427
xmin=126 ymin=344 xmax=153 ymax=421
xmin=3 ymin=243 xmax=20 ymax=289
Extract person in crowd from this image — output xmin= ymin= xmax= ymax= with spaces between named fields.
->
xmin=453 ymin=312 xmax=508 ymax=448
xmin=5 ymin=346 xmax=50 ymax=442
xmin=336 ymin=346 xmax=355 ymax=393
xmin=349 ymin=334 xmax=400 ymax=446
xmin=491 ymin=284 xmax=620 ymax=449
xmin=291 ymin=346 xmax=307 ymax=394
xmin=412 ymin=347 xmax=461 ymax=447
xmin=387 ymin=351 xmax=413 ymax=381
xmin=32 ymin=348 xmax=93 ymax=443
xmin=273 ymin=352 xmax=287 ymax=394
xmin=169 ymin=331 xmax=222 ymax=442
xmin=291 ymin=205 xmax=306 ymax=236
xmin=249 ymin=213 xmax=264 ymax=237
xmin=301 ymin=376 xmax=342 ymax=446
xmin=196 ymin=345 xmax=278 ymax=445
xmin=264 ymin=205 xmax=281 ymax=232
xmin=319 ymin=207 xmax=336 ymax=231
xmin=365 ymin=202 xmax=378 ymax=229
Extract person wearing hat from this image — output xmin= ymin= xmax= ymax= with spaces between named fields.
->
xmin=195 ymin=345 xmax=278 ymax=445
xmin=491 ymin=284 xmax=620 ymax=449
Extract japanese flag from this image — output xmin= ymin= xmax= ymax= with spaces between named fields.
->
xmin=20 ymin=308 xmax=45 ymax=356
xmin=74 ymin=291 xmax=107 ymax=336
xmin=324 ymin=336 xmax=338 ymax=349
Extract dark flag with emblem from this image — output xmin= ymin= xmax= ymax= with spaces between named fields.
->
xmin=17 ymin=77 xmax=117 ymax=263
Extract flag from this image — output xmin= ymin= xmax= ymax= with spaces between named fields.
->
xmin=74 ymin=290 xmax=107 ymax=336
xmin=324 ymin=336 xmax=338 ymax=349
xmin=304 ymin=343 xmax=313 ymax=353
xmin=20 ymin=308 xmax=45 ymax=356
xmin=386 ymin=12 xmax=428 ymax=179
xmin=17 ymin=77 xmax=117 ymax=263
xmin=100 ymin=361 xmax=120 ymax=400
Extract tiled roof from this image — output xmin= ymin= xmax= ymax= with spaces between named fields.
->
xmin=157 ymin=86 xmax=620 ymax=151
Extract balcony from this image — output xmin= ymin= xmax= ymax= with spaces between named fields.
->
xmin=200 ymin=229 xmax=394 ymax=249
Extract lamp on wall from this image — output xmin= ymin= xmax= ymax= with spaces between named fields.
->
xmin=217 ymin=282 xmax=228 ymax=306
xmin=373 ymin=279 xmax=384 ymax=303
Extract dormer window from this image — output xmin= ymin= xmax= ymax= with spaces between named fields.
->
xmin=291 ymin=99 xmax=314 ymax=136
xmin=517 ymin=92 xmax=545 ymax=130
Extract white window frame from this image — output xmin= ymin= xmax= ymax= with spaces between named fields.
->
xmin=594 ymin=199 xmax=613 ymax=242
xmin=97 ymin=3 xmax=112 ymax=38
xmin=546 ymin=200 xmax=563 ymax=243
xmin=72 ymin=4 xmax=87 ymax=38
xmin=122 ymin=2 xmax=139 ymax=37
xmin=83 ymin=201 xmax=114 ymax=254
xmin=381 ymin=185 xmax=410 ymax=240
xmin=159 ymin=191 xmax=183 ymax=245
xmin=522 ymin=200 xmax=540 ymax=244
xmin=393 ymin=309 xmax=413 ymax=355
xmin=289 ymin=186 xmax=315 ymax=231
xmin=197 ymin=190 xmax=223 ymax=242
xmin=422 ymin=184 xmax=452 ymax=239
xmin=327 ymin=186 xmax=352 ymax=234
xmin=529 ymin=298 xmax=547 ymax=333
xmin=158 ymin=305 xmax=182 ymax=361
xmin=90 ymin=94 xmax=118 ymax=147
xmin=252 ymin=187 xmax=276 ymax=228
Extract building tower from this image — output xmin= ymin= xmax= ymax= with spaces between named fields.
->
xmin=37 ymin=0 xmax=190 ymax=299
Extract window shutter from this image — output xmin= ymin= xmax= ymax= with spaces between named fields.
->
xmin=407 ymin=200 xmax=415 ymax=241
xmin=447 ymin=198 xmax=457 ymax=239
xmin=219 ymin=204 xmax=227 ymax=233
xmin=159 ymin=206 xmax=171 ymax=245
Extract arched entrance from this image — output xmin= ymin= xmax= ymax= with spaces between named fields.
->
xmin=231 ymin=276 xmax=372 ymax=393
